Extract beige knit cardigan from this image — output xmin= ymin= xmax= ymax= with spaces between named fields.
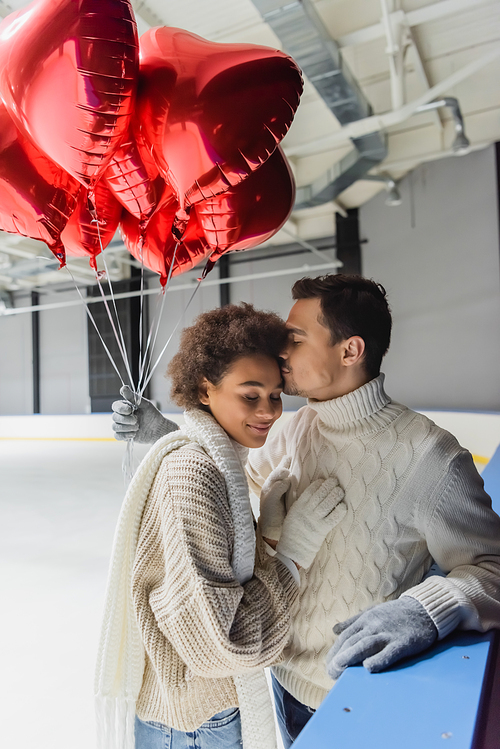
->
xmin=95 ymin=408 xmax=297 ymax=749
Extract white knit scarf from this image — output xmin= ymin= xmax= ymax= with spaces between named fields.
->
xmin=94 ymin=409 xmax=277 ymax=749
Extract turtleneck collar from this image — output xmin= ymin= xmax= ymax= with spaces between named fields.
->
xmin=306 ymin=374 xmax=401 ymax=437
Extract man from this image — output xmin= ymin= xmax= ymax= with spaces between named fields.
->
xmin=112 ymin=274 xmax=500 ymax=748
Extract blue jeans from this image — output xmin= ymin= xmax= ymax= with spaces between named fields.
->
xmin=135 ymin=708 xmax=242 ymax=749
xmin=271 ymin=674 xmax=315 ymax=748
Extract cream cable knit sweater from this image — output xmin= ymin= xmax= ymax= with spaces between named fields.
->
xmin=96 ymin=408 xmax=298 ymax=749
xmin=247 ymin=374 xmax=500 ymax=709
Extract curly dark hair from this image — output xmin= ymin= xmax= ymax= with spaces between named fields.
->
xmin=168 ymin=303 xmax=289 ymax=409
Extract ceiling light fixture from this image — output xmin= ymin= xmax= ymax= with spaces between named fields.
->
xmin=362 ymin=174 xmax=402 ymax=207
xmin=415 ymin=97 xmax=470 ymax=155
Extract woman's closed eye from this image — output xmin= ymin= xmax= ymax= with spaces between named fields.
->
xmin=243 ymin=392 xmax=282 ymax=402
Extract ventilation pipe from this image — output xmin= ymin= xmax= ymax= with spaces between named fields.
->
xmin=251 ymin=0 xmax=387 ymax=208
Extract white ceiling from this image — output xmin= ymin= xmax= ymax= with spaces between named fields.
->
xmin=0 ymin=0 xmax=499 ymax=295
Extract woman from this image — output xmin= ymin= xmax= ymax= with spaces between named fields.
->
xmin=95 ymin=303 xmax=344 ymax=749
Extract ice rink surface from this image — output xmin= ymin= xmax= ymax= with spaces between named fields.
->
xmin=1 ymin=438 xmax=148 ymax=748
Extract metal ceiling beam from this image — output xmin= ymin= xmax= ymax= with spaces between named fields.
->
xmin=251 ymin=0 xmax=387 ymax=206
xmin=336 ymin=0 xmax=497 ymax=48
xmin=284 ymin=45 xmax=500 ymax=156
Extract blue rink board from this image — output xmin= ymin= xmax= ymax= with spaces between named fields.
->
xmin=293 ymin=631 xmax=494 ymax=749
xmin=293 ymin=444 xmax=500 ymax=749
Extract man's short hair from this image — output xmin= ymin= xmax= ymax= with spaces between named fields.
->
xmin=292 ymin=274 xmax=392 ymax=379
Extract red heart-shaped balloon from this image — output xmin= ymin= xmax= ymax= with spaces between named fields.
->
xmin=135 ymin=27 xmax=302 ymax=209
xmin=104 ymin=135 xmax=163 ymax=225
xmin=0 ymin=0 xmax=139 ymax=187
xmin=198 ymin=146 xmax=295 ymax=261
xmin=62 ymin=180 xmax=123 ymax=270
xmin=0 ymin=101 xmax=79 ymax=263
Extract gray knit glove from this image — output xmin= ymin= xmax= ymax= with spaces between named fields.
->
xmin=111 ymin=385 xmax=178 ymax=444
xmin=258 ymin=457 xmax=292 ymax=542
xmin=326 ymin=596 xmax=438 ymax=680
xmin=276 ymin=477 xmax=346 ymax=569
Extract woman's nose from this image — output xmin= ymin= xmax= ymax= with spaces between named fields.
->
xmin=257 ymin=400 xmax=280 ymax=418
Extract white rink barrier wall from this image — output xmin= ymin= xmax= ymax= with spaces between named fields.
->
xmin=1 ymin=409 xmax=499 ymax=471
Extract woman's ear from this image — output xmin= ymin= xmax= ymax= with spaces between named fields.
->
xmin=198 ymin=377 xmax=211 ymax=406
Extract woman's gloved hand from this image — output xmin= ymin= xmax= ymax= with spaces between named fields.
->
xmin=276 ymin=477 xmax=346 ymax=569
xmin=112 ymin=385 xmax=178 ymax=444
xmin=258 ymin=456 xmax=292 ymax=542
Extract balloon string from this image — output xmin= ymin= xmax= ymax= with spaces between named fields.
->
xmin=92 ymin=211 xmax=138 ymax=487
xmin=98 ymin=254 xmax=135 ymax=387
xmin=138 ymin=241 xmax=180 ymax=394
xmin=138 ymin=285 xmax=166 ymax=388
xmin=91 ymin=203 xmax=135 ymax=388
xmin=93 ymin=275 xmax=135 ymax=386
xmin=64 ymin=266 xmax=126 ymax=387
xmin=138 ymin=286 xmax=167 ymax=394
xmin=138 ymin=246 xmax=145 ymax=386
xmin=139 ymin=277 xmax=202 ymax=396
xmin=135 ymin=232 xmax=148 ymax=389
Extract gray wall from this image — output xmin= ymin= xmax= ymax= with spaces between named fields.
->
xmin=39 ymin=290 xmax=90 ymax=414
xmin=0 ymin=310 xmax=33 ymax=414
xmin=360 ymin=145 xmax=500 ymax=411
xmin=0 ymin=289 xmax=90 ymax=415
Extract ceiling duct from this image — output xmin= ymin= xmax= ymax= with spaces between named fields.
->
xmin=251 ymin=0 xmax=387 ymax=208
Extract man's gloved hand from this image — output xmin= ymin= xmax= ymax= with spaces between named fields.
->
xmin=276 ymin=477 xmax=346 ymax=569
xmin=258 ymin=456 xmax=292 ymax=542
xmin=326 ymin=596 xmax=438 ymax=680
xmin=111 ymin=385 xmax=178 ymax=444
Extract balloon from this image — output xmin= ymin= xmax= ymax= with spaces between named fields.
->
xmin=0 ymin=0 xmax=139 ymax=187
xmin=61 ymin=179 xmax=122 ymax=270
xmin=135 ymin=27 xmax=303 ymax=210
xmin=198 ymin=146 xmax=295 ymax=270
xmin=0 ymin=101 xmax=79 ymax=263
xmin=104 ymin=136 xmax=162 ymax=224
xmin=120 ymin=197 xmax=210 ymax=285
xmin=120 ymin=146 xmax=295 ymax=283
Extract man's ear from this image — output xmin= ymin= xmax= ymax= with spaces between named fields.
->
xmin=342 ymin=336 xmax=365 ymax=367
xmin=198 ymin=377 xmax=211 ymax=405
